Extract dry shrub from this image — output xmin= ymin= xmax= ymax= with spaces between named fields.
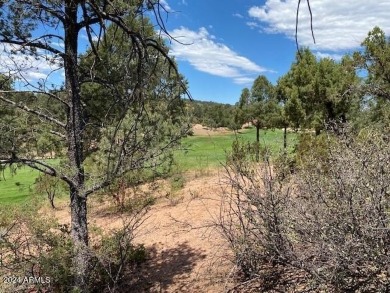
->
xmin=291 ymin=128 xmax=390 ymax=291
xmin=0 ymin=201 xmax=73 ymax=292
xmin=218 ymin=141 xmax=297 ymax=286
xmin=0 ymin=196 xmax=150 ymax=293
xmin=219 ymin=128 xmax=390 ymax=292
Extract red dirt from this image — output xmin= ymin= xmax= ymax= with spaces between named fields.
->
xmin=192 ymin=124 xmax=233 ymax=136
xmin=50 ymin=127 xmax=239 ymax=291
xmin=52 ymin=169 xmax=235 ymax=292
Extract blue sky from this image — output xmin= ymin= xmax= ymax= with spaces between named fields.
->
xmin=156 ymin=0 xmax=390 ymax=104
xmin=2 ymin=1 xmax=390 ymax=105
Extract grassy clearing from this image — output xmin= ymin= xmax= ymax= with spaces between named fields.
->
xmin=0 ymin=166 xmax=40 ymax=204
xmin=0 ymin=159 xmax=61 ymax=205
xmin=0 ymin=129 xmax=297 ymax=204
xmin=175 ymin=128 xmax=298 ymax=171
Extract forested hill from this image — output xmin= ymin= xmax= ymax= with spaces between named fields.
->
xmin=184 ymin=100 xmax=239 ymax=129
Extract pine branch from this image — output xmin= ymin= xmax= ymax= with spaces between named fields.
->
xmin=0 ymin=90 xmax=69 ymax=108
xmin=0 ymin=156 xmax=73 ymax=187
xmin=0 ymin=95 xmax=66 ymax=128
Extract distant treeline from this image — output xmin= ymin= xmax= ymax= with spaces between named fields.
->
xmin=185 ymin=100 xmax=239 ymax=129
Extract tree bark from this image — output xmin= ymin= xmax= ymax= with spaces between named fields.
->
xmin=256 ymin=125 xmax=260 ymax=162
xmin=48 ymin=191 xmax=56 ymax=209
xmin=70 ymin=188 xmax=89 ymax=290
xmin=64 ymin=2 xmax=89 ymax=290
xmin=283 ymin=126 xmax=287 ymax=150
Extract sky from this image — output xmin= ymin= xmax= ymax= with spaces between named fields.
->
xmin=155 ymin=0 xmax=390 ymax=104
xmin=2 ymin=1 xmax=390 ymax=105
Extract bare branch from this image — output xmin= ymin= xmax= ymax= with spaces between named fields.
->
xmin=0 ymin=37 xmax=64 ymax=58
xmin=295 ymin=0 xmax=316 ymax=54
xmin=0 ymin=90 xmax=69 ymax=108
xmin=80 ymin=2 xmax=101 ymax=60
xmin=0 ymin=156 xmax=73 ymax=187
xmin=49 ymin=130 xmax=67 ymax=139
xmin=30 ymin=1 xmax=66 ymax=24
xmin=0 ymin=95 xmax=66 ymax=128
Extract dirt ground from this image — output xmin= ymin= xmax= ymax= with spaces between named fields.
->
xmin=52 ymin=169 xmax=235 ymax=292
xmin=192 ymin=124 xmax=233 ymax=136
xmin=131 ymin=170 xmax=233 ymax=292
xmin=49 ymin=125 xmax=240 ymax=292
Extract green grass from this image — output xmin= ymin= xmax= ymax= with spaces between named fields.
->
xmin=0 ymin=159 xmax=61 ymax=205
xmin=0 ymin=165 xmax=40 ymax=204
xmin=0 ymin=129 xmax=297 ymax=204
xmin=175 ymin=128 xmax=298 ymax=171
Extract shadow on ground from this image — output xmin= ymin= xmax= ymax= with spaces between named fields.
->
xmin=127 ymin=241 xmax=207 ymax=292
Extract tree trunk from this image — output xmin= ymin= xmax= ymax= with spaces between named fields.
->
xmin=70 ymin=188 xmax=89 ymax=290
xmin=64 ymin=2 xmax=89 ymax=290
xmin=256 ymin=125 xmax=260 ymax=162
xmin=48 ymin=191 xmax=56 ymax=209
xmin=283 ymin=126 xmax=287 ymax=150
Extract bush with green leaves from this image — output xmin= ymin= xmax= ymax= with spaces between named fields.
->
xmin=34 ymin=173 xmax=69 ymax=209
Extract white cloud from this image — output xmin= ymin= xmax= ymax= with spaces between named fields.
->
xmin=246 ymin=22 xmax=260 ymax=29
xmin=233 ymin=13 xmax=244 ymax=19
xmin=248 ymin=0 xmax=390 ymax=51
xmin=168 ymin=27 xmax=268 ymax=84
xmin=0 ymin=44 xmax=63 ymax=85
xmin=26 ymin=71 xmax=51 ymax=80
xmin=51 ymin=41 xmax=64 ymax=49
xmin=234 ymin=77 xmax=258 ymax=85
xmin=315 ymin=52 xmax=343 ymax=61
xmin=80 ymin=28 xmax=100 ymax=43
xmin=159 ymin=0 xmax=172 ymax=12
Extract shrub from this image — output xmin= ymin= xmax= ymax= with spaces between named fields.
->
xmin=290 ymin=127 xmax=390 ymax=291
xmin=0 ymin=201 xmax=74 ymax=292
xmin=34 ymin=174 xmax=68 ymax=209
xmin=169 ymin=173 xmax=186 ymax=192
xmin=294 ymin=132 xmax=335 ymax=171
xmin=219 ymin=140 xmax=292 ymax=281
xmin=0 ymin=195 xmax=150 ymax=292
xmin=89 ymin=221 xmax=148 ymax=292
xmin=219 ymin=127 xmax=390 ymax=292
